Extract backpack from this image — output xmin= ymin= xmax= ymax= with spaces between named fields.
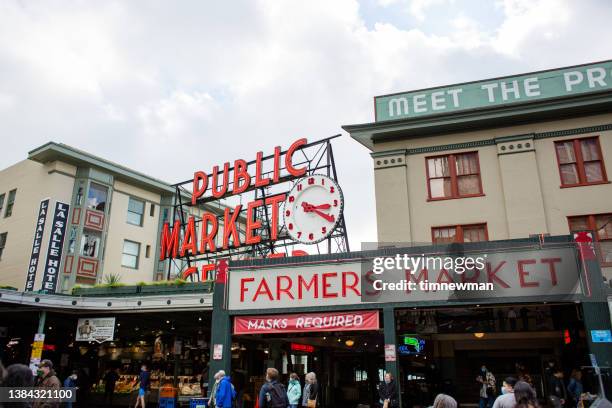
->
xmin=265 ymin=382 xmax=289 ymax=408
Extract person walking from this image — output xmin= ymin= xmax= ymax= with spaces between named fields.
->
xmin=103 ymin=367 xmax=119 ymax=407
xmin=567 ymin=369 xmax=584 ymax=408
xmin=287 ymin=373 xmax=302 ymax=408
xmin=63 ymin=371 xmax=78 ymax=408
xmin=209 ymin=371 xmax=224 ymax=408
xmin=215 ymin=372 xmax=236 ymax=408
xmin=492 ymin=377 xmax=517 ymax=408
xmin=476 ymin=365 xmax=496 ymax=408
xmin=33 ymin=359 xmax=61 ymax=408
xmin=514 ymin=381 xmax=539 ymax=408
xmin=432 ymin=393 xmax=457 ymax=408
xmin=258 ymin=368 xmax=289 ymax=408
xmin=134 ymin=364 xmax=150 ymax=408
xmin=301 ymin=372 xmax=319 ymax=407
xmin=378 ymin=372 xmax=399 ymax=408
xmin=548 ymin=368 xmax=567 ymax=408
xmin=507 ymin=308 xmax=518 ymax=331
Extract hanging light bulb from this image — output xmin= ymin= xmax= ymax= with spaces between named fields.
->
xmin=345 ymin=339 xmax=355 ymax=347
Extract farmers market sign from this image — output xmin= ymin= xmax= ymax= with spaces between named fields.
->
xmin=375 ymin=60 xmax=612 ymax=122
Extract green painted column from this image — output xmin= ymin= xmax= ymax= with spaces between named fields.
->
xmin=383 ymin=307 xmax=402 ymax=408
xmin=37 ymin=310 xmax=47 ymax=334
xmin=208 ymin=279 xmax=232 ymax=396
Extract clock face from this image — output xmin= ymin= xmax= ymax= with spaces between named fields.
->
xmin=283 ymin=174 xmax=344 ymax=244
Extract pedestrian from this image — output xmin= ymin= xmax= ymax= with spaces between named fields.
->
xmin=33 ymin=359 xmax=61 ymax=408
xmin=507 ymin=308 xmax=517 ymax=331
xmin=287 ymin=373 xmax=302 ymax=408
xmin=301 ymin=372 xmax=319 ymax=407
xmin=215 ymin=371 xmax=236 ymax=408
xmin=514 ymin=381 xmax=539 ymax=408
xmin=103 ymin=367 xmax=119 ymax=407
xmin=476 ymin=364 xmax=496 ymax=408
xmin=515 ymin=363 xmax=534 ymax=388
xmin=567 ymin=369 xmax=584 ymax=408
xmin=63 ymin=371 xmax=78 ymax=408
xmin=547 ymin=368 xmax=566 ymax=408
xmin=258 ymin=367 xmax=289 ymax=408
xmin=134 ymin=363 xmax=150 ymax=408
xmin=3 ymin=364 xmax=34 ymax=408
xmin=492 ymin=377 xmax=517 ymax=408
xmin=378 ymin=372 xmax=399 ymax=408
xmin=210 ymin=370 xmax=223 ymax=408
xmin=520 ymin=307 xmax=529 ymax=330
xmin=432 ymin=393 xmax=457 ymax=408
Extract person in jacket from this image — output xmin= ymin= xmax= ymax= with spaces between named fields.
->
xmin=548 ymin=368 xmax=566 ymax=408
xmin=302 ymin=372 xmax=319 ymax=407
xmin=567 ymin=369 xmax=584 ymax=408
xmin=259 ymin=368 xmax=289 ymax=408
xmin=476 ymin=365 xmax=496 ymax=408
xmin=215 ymin=373 xmax=236 ymax=408
xmin=63 ymin=371 xmax=78 ymax=408
xmin=287 ymin=373 xmax=302 ymax=408
xmin=134 ymin=364 xmax=150 ymax=408
xmin=379 ymin=372 xmax=399 ymax=408
xmin=209 ymin=371 xmax=224 ymax=408
xmin=33 ymin=359 xmax=61 ymax=408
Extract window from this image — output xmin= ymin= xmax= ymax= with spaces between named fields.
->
xmin=87 ymin=183 xmax=108 ymax=211
xmin=80 ymin=231 xmax=101 ymax=258
xmin=4 ymin=189 xmax=16 ymax=218
xmin=0 ymin=232 xmax=7 ymax=260
xmin=432 ymin=224 xmax=488 ymax=243
xmin=568 ymin=214 xmax=612 ymax=266
xmin=555 ymin=137 xmax=607 ymax=186
xmin=127 ymin=197 xmax=145 ymax=226
xmin=426 ymin=152 xmax=482 ymax=200
xmin=122 ymin=240 xmax=140 ymax=268
xmin=150 ymin=203 xmax=155 ymax=217
xmin=0 ymin=193 xmax=5 ymax=214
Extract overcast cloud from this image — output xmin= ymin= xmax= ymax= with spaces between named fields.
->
xmin=1 ymin=0 xmax=611 ymax=248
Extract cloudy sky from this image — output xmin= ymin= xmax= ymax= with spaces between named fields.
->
xmin=1 ymin=0 xmax=611 ymax=248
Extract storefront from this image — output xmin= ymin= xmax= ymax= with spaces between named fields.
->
xmin=0 ymin=285 xmax=215 ymax=406
xmin=209 ymin=236 xmax=612 ymax=407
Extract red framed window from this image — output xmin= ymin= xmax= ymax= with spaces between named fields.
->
xmin=426 ymin=152 xmax=483 ymax=200
xmin=555 ymin=137 xmax=608 ymax=187
xmin=568 ymin=214 xmax=612 ymax=266
xmin=432 ymin=223 xmax=488 ymax=243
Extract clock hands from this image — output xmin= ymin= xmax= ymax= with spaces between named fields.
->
xmin=301 ymin=202 xmax=335 ymax=222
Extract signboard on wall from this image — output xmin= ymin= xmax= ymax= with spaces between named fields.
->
xmin=233 ymin=310 xmax=379 ymax=335
xmin=24 ymin=199 xmax=50 ymax=291
xmin=29 ymin=333 xmax=45 ymax=375
xmin=40 ymin=201 xmax=70 ymax=293
xmin=228 ymin=246 xmax=582 ymax=310
xmin=75 ymin=317 xmax=115 ymax=343
xmin=375 ymin=60 xmax=612 ymax=122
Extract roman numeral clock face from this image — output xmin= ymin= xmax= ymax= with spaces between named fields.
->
xmin=283 ymin=174 xmax=344 ymax=244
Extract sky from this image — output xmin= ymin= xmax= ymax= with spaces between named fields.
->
xmin=1 ymin=0 xmax=611 ymax=249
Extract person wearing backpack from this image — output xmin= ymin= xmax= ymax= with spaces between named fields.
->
xmin=215 ymin=372 xmax=237 ymax=408
xmin=287 ymin=373 xmax=302 ymax=408
xmin=258 ymin=368 xmax=289 ymax=408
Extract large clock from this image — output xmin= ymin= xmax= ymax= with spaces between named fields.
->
xmin=283 ymin=174 xmax=344 ymax=244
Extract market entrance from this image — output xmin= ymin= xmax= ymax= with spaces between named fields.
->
xmin=229 ymin=310 xmax=385 ymax=408
xmin=394 ymin=303 xmax=596 ymax=408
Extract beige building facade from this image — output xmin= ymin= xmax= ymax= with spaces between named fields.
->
xmin=344 ymin=60 xmax=612 ymax=279
xmin=0 ymin=142 xmax=229 ymax=292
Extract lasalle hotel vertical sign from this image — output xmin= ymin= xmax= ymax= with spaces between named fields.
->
xmin=25 ymin=200 xmax=70 ymax=293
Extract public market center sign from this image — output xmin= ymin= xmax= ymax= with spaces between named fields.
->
xmin=375 ymin=60 xmax=612 ymax=122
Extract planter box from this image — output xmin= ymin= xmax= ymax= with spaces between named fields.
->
xmin=139 ymin=281 xmax=213 ymax=295
xmin=72 ymin=285 xmax=139 ymax=297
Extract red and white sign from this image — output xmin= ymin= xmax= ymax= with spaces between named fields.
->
xmin=384 ymin=344 xmax=396 ymax=362
xmin=213 ymin=344 xmax=223 ymax=360
xmin=573 ymin=231 xmax=596 ymax=261
xmin=233 ymin=310 xmax=379 ymax=335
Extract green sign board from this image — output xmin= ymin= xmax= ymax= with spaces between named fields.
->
xmin=375 ymin=60 xmax=612 ymax=122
